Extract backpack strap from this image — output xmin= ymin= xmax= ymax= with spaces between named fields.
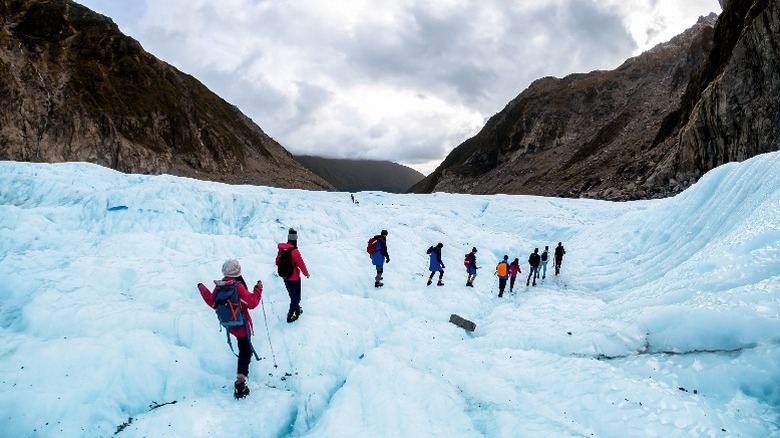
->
xmin=222 ymin=320 xmax=261 ymax=361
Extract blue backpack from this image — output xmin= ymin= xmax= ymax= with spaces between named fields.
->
xmin=213 ymin=282 xmax=245 ymax=329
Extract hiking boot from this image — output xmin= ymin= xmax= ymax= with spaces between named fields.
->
xmin=437 ymin=281 xmax=444 ymax=286
xmin=287 ymin=311 xmax=299 ymax=323
xmin=296 ymin=306 xmax=303 ymax=317
xmin=427 ymin=279 xmax=432 ymax=286
xmin=375 ymin=281 xmax=384 ymax=288
xmin=498 ymin=292 xmax=503 ymax=297
xmin=234 ymin=380 xmax=250 ymax=399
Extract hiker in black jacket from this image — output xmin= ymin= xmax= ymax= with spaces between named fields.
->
xmin=527 ymin=248 xmax=541 ymax=286
xmin=554 ymin=242 xmax=566 ymax=275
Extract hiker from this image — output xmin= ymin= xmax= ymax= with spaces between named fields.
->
xmin=198 ymin=259 xmax=263 ymax=399
xmin=369 ymin=230 xmax=390 ymax=287
xmin=527 ymin=248 xmax=541 ymax=286
xmin=465 ymin=247 xmax=478 ymax=287
xmin=540 ymin=246 xmax=550 ymax=279
xmin=496 ymin=255 xmax=510 ymax=297
xmin=509 ymin=258 xmax=521 ymax=293
xmin=276 ymin=228 xmax=310 ymax=323
xmin=426 ymin=242 xmax=445 ymax=286
xmin=554 ymin=242 xmax=566 ymax=275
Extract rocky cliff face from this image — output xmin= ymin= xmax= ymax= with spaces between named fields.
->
xmin=662 ymin=0 xmax=780 ymax=187
xmin=412 ymin=0 xmax=778 ymax=200
xmin=0 ymin=0 xmax=333 ymax=190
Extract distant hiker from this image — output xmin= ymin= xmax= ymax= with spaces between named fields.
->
xmin=426 ymin=242 xmax=445 ymax=286
xmin=496 ymin=255 xmax=509 ymax=297
xmin=276 ymin=228 xmax=310 ymax=323
xmin=509 ymin=258 xmax=521 ymax=293
xmin=540 ymin=246 xmax=550 ymax=279
xmin=368 ymin=230 xmax=390 ymax=287
xmin=351 ymin=193 xmax=355 ymax=203
xmin=198 ymin=259 xmax=263 ymax=399
xmin=554 ymin=242 xmax=566 ymax=275
xmin=527 ymin=248 xmax=541 ymax=286
xmin=465 ymin=247 xmax=478 ymax=287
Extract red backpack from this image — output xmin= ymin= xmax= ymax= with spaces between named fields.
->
xmin=463 ymin=253 xmax=470 ymax=268
xmin=367 ymin=237 xmax=378 ymax=255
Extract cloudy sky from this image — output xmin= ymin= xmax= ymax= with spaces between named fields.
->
xmin=76 ymin=0 xmax=721 ymax=175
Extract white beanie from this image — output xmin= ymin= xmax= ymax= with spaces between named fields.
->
xmin=221 ymin=259 xmax=242 ymax=277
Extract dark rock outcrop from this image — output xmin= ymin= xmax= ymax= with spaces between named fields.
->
xmin=412 ymin=0 xmax=778 ymax=200
xmin=0 ymin=0 xmax=333 ymax=190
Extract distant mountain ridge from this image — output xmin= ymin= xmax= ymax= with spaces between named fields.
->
xmin=0 ymin=0 xmax=332 ymax=190
xmin=412 ymin=0 xmax=780 ymax=200
xmin=294 ymin=156 xmax=424 ymax=193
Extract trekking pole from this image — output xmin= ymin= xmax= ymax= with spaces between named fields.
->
xmin=260 ymin=299 xmax=278 ymax=369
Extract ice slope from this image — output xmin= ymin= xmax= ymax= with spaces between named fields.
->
xmin=0 ymin=151 xmax=778 ymax=437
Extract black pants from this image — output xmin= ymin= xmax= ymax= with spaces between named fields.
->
xmin=428 ymin=270 xmax=444 ymax=281
xmin=498 ymin=277 xmax=507 ymax=294
xmin=284 ymin=279 xmax=302 ymax=313
xmin=236 ymin=336 xmax=252 ymax=377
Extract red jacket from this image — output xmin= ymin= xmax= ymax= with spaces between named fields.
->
xmin=276 ymin=243 xmax=310 ymax=280
xmin=199 ymin=278 xmax=262 ymax=337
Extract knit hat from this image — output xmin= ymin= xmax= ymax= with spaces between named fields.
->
xmin=221 ymin=259 xmax=242 ymax=277
xmin=288 ymin=228 xmax=298 ymax=241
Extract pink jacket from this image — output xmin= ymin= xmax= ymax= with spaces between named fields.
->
xmin=276 ymin=243 xmax=310 ymax=280
xmin=509 ymin=263 xmax=522 ymax=277
xmin=199 ymin=278 xmax=262 ymax=337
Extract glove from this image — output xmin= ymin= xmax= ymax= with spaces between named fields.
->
xmin=386 ymin=257 xmax=390 ymax=263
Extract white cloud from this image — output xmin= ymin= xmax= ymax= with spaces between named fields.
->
xmin=76 ymin=0 xmax=721 ymax=175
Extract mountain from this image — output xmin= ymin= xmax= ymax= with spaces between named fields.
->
xmin=0 ymin=0 xmax=332 ymax=190
xmin=411 ymin=0 xmax=779 ymax=200
xmin=294 ymin=155 xmax=425 ymax=193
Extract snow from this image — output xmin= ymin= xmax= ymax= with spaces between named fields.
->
xmin=1 ymin=151 xmax=779 ymax=437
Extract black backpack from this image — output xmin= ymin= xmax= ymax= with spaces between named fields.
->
xmin=541 ymin=251 xmax=548 ymax=262
xmin=278 ymin=248 xmax=295 ymax=277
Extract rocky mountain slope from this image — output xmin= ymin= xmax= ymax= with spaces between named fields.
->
xmin=411 ymin=0 xmax=778 ymax=200
xmin=294 ymin=156 xmax=425 ymax=194
xmin=0 ymin=0 xmax=332 ymax=190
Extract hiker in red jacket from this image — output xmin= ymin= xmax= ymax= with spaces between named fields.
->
xmin=198 ymin=258 xmax=263 ymax=399
xmin=276 ymin=228 xmax=310 ymax=323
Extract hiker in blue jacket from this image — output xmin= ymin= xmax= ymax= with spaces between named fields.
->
xmin=371 ymin=230 xmax=390 ymax=287
xmin=426 ymin=242 xmax=445 ymax=286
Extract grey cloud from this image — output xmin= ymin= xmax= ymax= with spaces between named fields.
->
xmin=76 ymin=0 xmax=712 ymax=172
